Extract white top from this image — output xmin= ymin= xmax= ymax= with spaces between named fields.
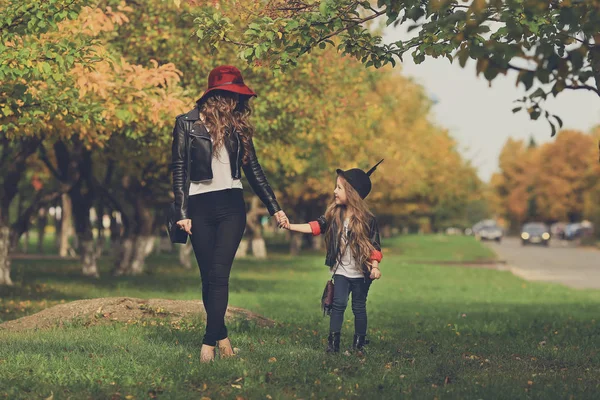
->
xmin=332 ymin=219 xmax=364 ymax=279
xmin=189 ymin=128 xmax=243 ymax=196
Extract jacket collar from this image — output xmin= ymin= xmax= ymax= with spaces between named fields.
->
xmin=183 ymin=106 xmax=200 ymax=121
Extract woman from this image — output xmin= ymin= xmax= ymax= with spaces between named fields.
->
xmin=171 ymin=65 xmax=289 ymax=363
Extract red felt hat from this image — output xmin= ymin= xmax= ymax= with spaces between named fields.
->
xmin=196 ymin=65 xmax=257 ymax=104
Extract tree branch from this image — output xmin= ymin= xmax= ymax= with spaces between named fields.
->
xmin=564 ymin=84 xmax=600 ymax=95
xmin=38 ymin=144 xmax=64 ymax=181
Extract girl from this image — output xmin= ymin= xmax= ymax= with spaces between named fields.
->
xmin=172 ymin=65 xmax=289 ymax=363
xmin=286 ymin=161 xmax=384 ymax=353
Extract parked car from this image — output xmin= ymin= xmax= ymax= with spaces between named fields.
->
xmin=564 ymin=221 xmax=594 ymax=241
xmin=472 ymin=219 xmax=499 ymax=235
xmin=521 ymin=222 xmax=551 ymax=246
xmin=550 ymin=222 xmax=567 ymax=240
xmin=476 ymin=225 xmax=503 ymax=242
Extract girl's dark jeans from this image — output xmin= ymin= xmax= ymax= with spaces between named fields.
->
xmin=329 ymin=274 xmax=372 ymax=335
xmin=189 ymin=189 xmax=246 ymax=346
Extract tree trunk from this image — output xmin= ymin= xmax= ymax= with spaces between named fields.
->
xmin=125 ymin=194 xmax=155 ymax=275
xmin=381 ymin=225 xmax=392 ymax=239
xmin=59 ymin=194 xmax=75 ymax=257
xmin=79 ymin=234 xmax=100 ymax=278
xmin=246 ymin=197 xmax=265 ymax=258
xmin=54 ymin=200 xmax=62 ymax=250
xmin=22 ymin=231 xmax=29 ymax=253
xmin=235 ymin=239 xmax=249 ymax=258
xmin=129 ymin=235 xmax=155 ymax=275
xmin=36 ymin=207 xmax=48 ymax=254
xmin=289 ymin=232 xmax=303 ymax=256
xmin=0 ymin=226 xmax=13 ymax=286
xmin=112 ymin=236 xmax=134 ymax=276
xmin=179 ymin=240 xmax=193 ymax=268
xmin=311 ymin=235 xmax=323 ymax=250
xmin=251 ymin=237 xmax=267 ymax=259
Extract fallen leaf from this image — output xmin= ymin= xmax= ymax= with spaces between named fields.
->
xmin=268 ymin=357 xmax=277 ymax=363
xmin=444 ymin=376 xmax=451 ymax=385
xmin=527 ymin=381 xmax=533 ymax=386
xmin=231 ymin=384 xmax=242 ymax=389
xmin=44 ymin=392 xmax=54 ymax=400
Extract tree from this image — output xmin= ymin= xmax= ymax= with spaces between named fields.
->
xmin=491 ymin=129 xmax=600 ymax=230
xmin=535 ymin=130 xmax=598 ymax=222
xmin=0 ymin=2 xmax=188 ymax=284
xmin=189 ymin=0 xmax=600 ymax=134
xmin=490 ymin=138 xmax=536 ymax=231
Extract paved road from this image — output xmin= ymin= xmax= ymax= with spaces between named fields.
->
xmin=486 ymin=237 xmax=600 ymax=290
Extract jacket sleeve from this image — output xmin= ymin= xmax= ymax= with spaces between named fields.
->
xmin=308 ymin=215 xmax=328 ymax=236
xmin=242 ymin=137 xmax=281 ymax=216
xmin=369 ymin=217 xmax=383 ymax=263
xmin=171 ymin=117 xmax=188 ymax=221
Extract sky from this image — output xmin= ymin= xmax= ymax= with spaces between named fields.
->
xmin=382 ymin=27 xmax=600 ymax=182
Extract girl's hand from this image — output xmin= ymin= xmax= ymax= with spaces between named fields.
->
xmin=274 ymin=210 xmax=290 ymax=229
xmin=176 ymin=219 xmax=192 ymax=235
xmin=369 ymin=267 xmax=381 ymax=280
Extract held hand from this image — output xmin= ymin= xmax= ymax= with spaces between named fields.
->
xmin=369 ymin=267 xmax=381 ymax=280
xmin=274 ymin=210 xmax=290 ymax=229
xmin=176 ymin=219 xmax=192 ymax=235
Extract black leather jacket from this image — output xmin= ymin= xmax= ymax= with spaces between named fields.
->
xmin=171 ymin=107 xmax=281 ymax=221
xmin=310 ymin=214 xmax=383 ymax=277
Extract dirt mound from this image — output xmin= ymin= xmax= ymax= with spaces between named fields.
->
xmin=0 ymin=297 xmax=276 ymax=333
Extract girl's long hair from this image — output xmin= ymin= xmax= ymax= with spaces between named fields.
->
xmin=324 ymin=175 xmax=376 ymax=272
xmin=195 ymin=91 xmax=254 ymax=164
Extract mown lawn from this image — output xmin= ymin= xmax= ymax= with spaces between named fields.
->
xmin=1 ymin=235 xmax=599 ymax=399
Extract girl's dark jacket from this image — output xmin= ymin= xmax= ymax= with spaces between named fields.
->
xmin=171 ymin=107 xmax=281 ymax=221
xmin=309 ymin=214 xmax=383 ymax=278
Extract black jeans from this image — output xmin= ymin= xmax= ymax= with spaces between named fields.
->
xmin=329 ymin=274 xmax=372 ymax=335
xmin=189 ymin=189 xmax=246 ymax=346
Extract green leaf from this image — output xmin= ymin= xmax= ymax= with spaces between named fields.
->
xmin=520 ymin=71 xmax=535 ymax=90
xmin=554 ymin=114 xmax=563 ymax=128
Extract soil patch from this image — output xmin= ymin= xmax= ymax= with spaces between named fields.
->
xmin=0 ymin=297 xmax=276 ymax=332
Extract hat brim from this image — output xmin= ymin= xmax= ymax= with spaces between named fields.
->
xmin=196 ymin=84 xmax=257 ymax=104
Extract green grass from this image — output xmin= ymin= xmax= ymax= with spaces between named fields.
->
xmin=1 ymin=235 xmax=599 ymax=399
xmin=383 ymin=234 xmax=496 ymax=261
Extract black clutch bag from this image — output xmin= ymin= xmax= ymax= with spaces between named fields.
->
xmin=166 ymin=202 xmax=188 ymax=244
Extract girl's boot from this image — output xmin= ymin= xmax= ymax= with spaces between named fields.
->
xmin=352 ymin=334 xmax=369 ymax=352
xmin=326 ymin=332 xmax=341 ymax=353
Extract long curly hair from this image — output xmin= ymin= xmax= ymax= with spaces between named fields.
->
xmin=195 ymin=91 xmax=254 ymax=164
xmin=324 ymin=175 xmax=376 ymax=273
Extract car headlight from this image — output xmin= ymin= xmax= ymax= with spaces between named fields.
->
xmin=521 ymin=233 xmax=530 ymax=240
xmin=542 ymin=232 xmax=550 ymax=240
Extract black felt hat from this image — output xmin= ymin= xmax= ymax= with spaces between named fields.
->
xmin=336 ymin=159 xmax=384 ymax=199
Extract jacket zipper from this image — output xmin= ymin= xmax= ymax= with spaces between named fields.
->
xmin=235 ymin=131 xmax=241 ymax=178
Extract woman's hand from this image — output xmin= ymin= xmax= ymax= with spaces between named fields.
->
xmin=274 ymin=210 xmax=289 ymax=229
xmin=369 ymin=264 xmax=381 ymax=280
xmin=176 ymin=219 xmax=192 ymax=235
